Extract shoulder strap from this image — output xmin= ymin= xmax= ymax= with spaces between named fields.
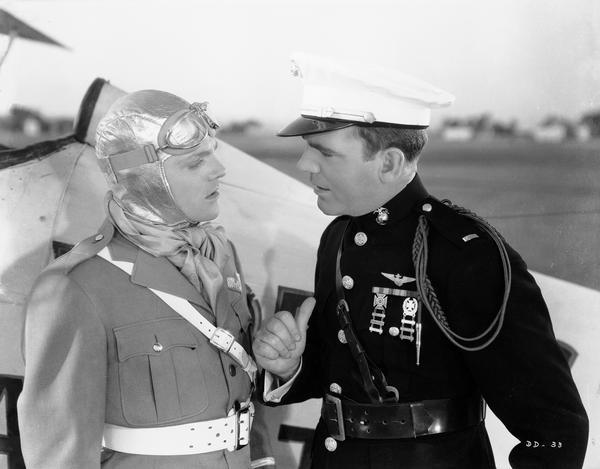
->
xmin=97 ymin=248 xmax=257 ymax=383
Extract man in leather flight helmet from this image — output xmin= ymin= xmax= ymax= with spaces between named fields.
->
xmin=18 ymin=90 xmax=275 ymax=469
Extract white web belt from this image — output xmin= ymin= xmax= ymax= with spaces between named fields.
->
xmin=103 ymin=402 xmax=254 ymax=455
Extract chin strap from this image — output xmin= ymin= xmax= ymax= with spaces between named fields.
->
xmin=412 ymin=200 xmax=512 ymax=352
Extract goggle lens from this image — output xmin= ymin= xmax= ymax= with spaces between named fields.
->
xmin=166 ymin=113 xmax=207 ymax=148
xmin=158 ymin=102 xmax=219 ymax=154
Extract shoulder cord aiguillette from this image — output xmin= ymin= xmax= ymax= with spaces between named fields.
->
xmin=411 ymin=201 xmax=512 ymax=352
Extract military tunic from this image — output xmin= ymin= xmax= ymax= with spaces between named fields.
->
xmin=277 ymin=175 xmax=588 ymax=468
xmin=18 ymin=221 xmax=274 ymax=469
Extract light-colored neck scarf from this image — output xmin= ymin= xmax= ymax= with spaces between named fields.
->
xmin=106 ymin=195 xmax=230 ymax=312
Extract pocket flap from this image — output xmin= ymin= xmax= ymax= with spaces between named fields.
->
xmin=114 ymin=317 xmax=198 ymax=362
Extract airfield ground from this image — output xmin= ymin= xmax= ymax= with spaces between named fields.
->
xmin=220 ymin=134 xmax=600 ymax=292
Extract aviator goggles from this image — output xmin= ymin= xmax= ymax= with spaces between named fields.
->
xmin=107 ymin=102 xmax=220 ymax=181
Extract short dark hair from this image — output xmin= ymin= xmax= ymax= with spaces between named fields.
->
xmin=353 ymin=126 xmax=428 ymax=162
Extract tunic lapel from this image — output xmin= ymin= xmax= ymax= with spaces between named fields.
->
xmin=129 ymin=247 xmax=214 ymax=319
xmin=216 ymin=254 xmax=247 ymax=331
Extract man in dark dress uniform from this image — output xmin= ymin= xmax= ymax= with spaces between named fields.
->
xmin=253 ymin=53 xmax=589 ymax=468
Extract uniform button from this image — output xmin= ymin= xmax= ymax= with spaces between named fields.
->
xmin=324 ymin=437 xmax=338 ymax=452
xmin=422 ymin=203 xmax=432 ymax=212
xmin=354 ymin=232 xmax=367 ymax=246
xmin=153 ymin=342 xmax=163 ymax=352
xmin=94 ymin=234 xmax=104 ymax=242
xmin=229 ymin=364 xmax=237 ymax=377
xmin=329 ymin=383 xmax=342 ymax=394
xmin=342 ymin=275 xmax=354 ymax=290
xmin=388 ymin=327 xmax=400 ymax=337
xmin=337 ymin=330 xmax=347 ymax=344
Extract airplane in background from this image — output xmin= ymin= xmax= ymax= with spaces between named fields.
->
xmin=0 ymin=10 xmax=597 ymax=468
xmin=0 ymin=7 xmax=67 ymax=69
xmin=0 ymin=77 xmax=599 ymax=469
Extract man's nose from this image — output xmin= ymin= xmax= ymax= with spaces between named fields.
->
xmin=297 ymin=151 xmax=319 ymax=173
xmin=210 ymin=155 xmax=226 ymax=180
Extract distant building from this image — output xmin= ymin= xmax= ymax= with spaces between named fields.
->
xmin=440 ymin=114 xmax=518 ymax=141
xmin=533 ymin=116 xmax=575 ymax=143
xmin=0 ymin=106 xmax=73 ymax=143
xmin=533 ymin=124 xmax=568 ymax=142
xmin=22 ymin=117 xmax=43 ymax=137
xmin=575 ymin=124 xmax=591 ymax=142
xmin=442 ymin=125 xmax=475 ymax=141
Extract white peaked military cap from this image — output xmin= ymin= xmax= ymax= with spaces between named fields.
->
xmin=278 ymin=52 xmax=455 ymax=136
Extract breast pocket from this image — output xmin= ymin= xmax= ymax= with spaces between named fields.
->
xmin=113 ymin=317 xmax=209 ymax=426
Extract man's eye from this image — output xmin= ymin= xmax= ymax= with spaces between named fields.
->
xmin=188 ymin=158 xmax=205 ymax=169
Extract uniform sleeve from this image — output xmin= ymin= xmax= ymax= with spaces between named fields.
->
xmin=446 ymin=240 xmax=589 ymax=469
xmin=17 ymin=273 xmax=107 ymax=469
xmin=271 ymin=307 xmax=324 ymax=404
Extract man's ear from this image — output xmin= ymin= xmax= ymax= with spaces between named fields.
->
xmin=378 ymin=147 xmax=406 ymax=183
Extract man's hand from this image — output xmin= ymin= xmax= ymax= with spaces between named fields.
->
xmin=252 ymin=297 xmax=315 ymax=380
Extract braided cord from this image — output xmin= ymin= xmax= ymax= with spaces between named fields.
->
xmin=412 ymin=202 xmax=512 ymax=352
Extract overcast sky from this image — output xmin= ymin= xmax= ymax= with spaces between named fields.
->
xmin=0 ymin=0 xmax=598 ymax=129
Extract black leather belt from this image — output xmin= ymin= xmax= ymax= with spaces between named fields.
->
xmin=321 ymin=394 xmax=485 ymax=441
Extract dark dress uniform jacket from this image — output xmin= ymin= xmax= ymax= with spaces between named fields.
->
xmin=277 ymin=175 xmax=588 ymax=468
xmin=18 ymin=222 xmax=273 ymax=469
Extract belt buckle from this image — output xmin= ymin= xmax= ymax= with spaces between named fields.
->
xmin=210 ymin=327 xmax=235 ymax=353
xmin=230 ymin=401 xmax=254 ymax=451
xmin=324 ymin=394 xmax=346 ymax=441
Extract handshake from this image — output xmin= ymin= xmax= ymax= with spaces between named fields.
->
xmin=252 ymin=297 xmax=315 ymax=380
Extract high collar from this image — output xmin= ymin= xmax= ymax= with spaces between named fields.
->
xmin=352 ymin=173 xmax=429 ymax=231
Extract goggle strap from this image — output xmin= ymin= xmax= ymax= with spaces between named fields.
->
xmin=108 ymin=145 xmax=159 ymax=181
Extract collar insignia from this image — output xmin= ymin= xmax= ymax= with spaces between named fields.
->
xmin=227 ymin=273 xmax=242 ymax=292
xmin=373 ymin=207 xmax=390 ymax=225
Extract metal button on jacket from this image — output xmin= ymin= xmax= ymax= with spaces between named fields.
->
xmin=324 ymin=437 xmax=338 ymax=452
xmin=337 ymin=330 xmax=347 ymax=344
xmin=329 ymin=382 xmax=342 ymax=394
xmin=422 ymin=203 xmax=432 ymax=212
xmin=354 ymin=232 xmax=368 ymax=246
xmin=229 ymin=364 xmax=237 ymax=377
xmin=153 ymin=343 xmax=163 ymax=352
xmin=388 ymin=327 xmax=400 ymax=337
xmin=94 ymin=234 xmax=104 ymax=242
xmin=342 ymin=275 xmax=354 ymax=290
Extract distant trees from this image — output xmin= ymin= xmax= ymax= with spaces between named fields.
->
xmin=441 ymin=110 xmax=600 ymax=142
xmin=581 ymin=111 xmax=600 ymax=137
xmin=441 ymin=113 xmax=519 ymax=139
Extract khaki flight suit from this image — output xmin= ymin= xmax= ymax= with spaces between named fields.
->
xmin=18 ymin=221 xmax=274 ymax=469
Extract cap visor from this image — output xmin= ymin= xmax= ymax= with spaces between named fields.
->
xmin=277 ymin=116 xmax=354 ymax=137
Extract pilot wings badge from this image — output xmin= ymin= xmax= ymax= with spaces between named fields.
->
xmin=381 ymin=272 xmax=416 ymax=287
